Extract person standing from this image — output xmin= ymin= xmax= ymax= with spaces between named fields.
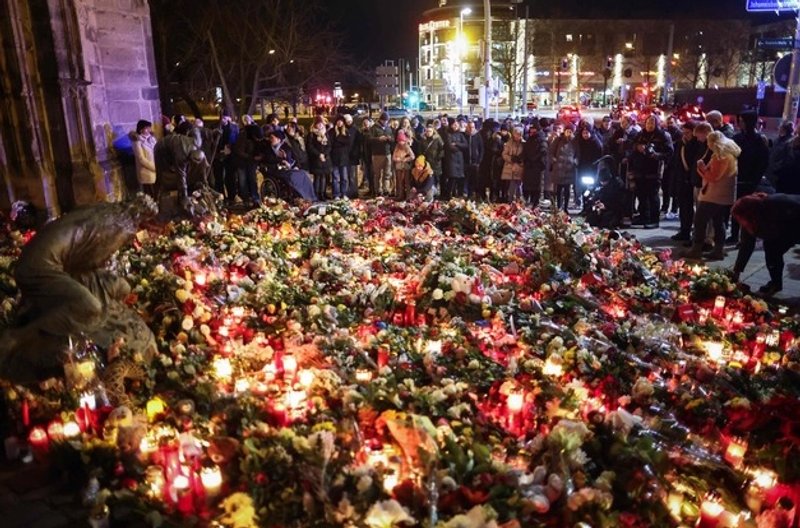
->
xmin=441 ymin=118 xmax=468 ymax=199
xmin=213 ymin=111 xmax=239 ymax=204
xmin=706 ymin=110 xmax=735 ymax=139
xmin=575 ymin=125 xmax=604 ymax=207
xmin=392 ymin=131 xmax=415 ymax=200
xmin=329 ymin=116 xmax=352 ymax=199
xmin=522 ymin=120 xmax=547 ymax=204
xmin=464 ymin=119 xmax=484 ymax=199
xmin=550 ymin=124 xmax=577 ymax=212
xmin=501 ymin=126 xmax=525 ymax=202
xmin=670 ymin=121 xmax=700 ymax=242
xmin=368 ymin=112 xmax=394 ymax=196
xmin=685 ymin=131 xmax=740 ymax=260
xmin=130 ymin=119 xmax=157 ymax=198
xmin=730 ymin=111 xmax=770 ymax=244
xmin=344 ymin=114 xmax=360 ymax=198
xmin=419 ymin=122 xmax=444 ymax=197
xmin=477 ymin=119 xmax=498 ymax=202
xmin=233 ymin=123 xmax=263 ymax=208
xmin=308 ymin=120 xmax=333 ymax=200
xmin=629 ymin=116 xmax=673 ymax=229
xmin=358 ymin=117 xmax=374 ymax=196
xmin=284 ymin=122 xmax=309 ymax=170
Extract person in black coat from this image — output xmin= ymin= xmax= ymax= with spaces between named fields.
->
xmin=629 ymin=116 xmax=674 ymax=228
xmin=344 ymin=115 xmax=360 ymax=198
xmin=730 ymin=111 xmax=770 ymax=243
xmin=329 ymin=116 xmax=353 ymax=199
xmin=440 ymin=118 xmax=468 ymax=199
xmin=285 ymin=122 xmax=309 ymax=170
xmin=477 ymin=119 xmax=498 ymax=201
xmin=768 ymin=134 xmax=800 ymax=196
xmin=575 ymin=126 xmax=604 ymax=206
xmin=523 ymin=121 xmax=548 ymax=204
xmin=464 ymin=120 xmax=484 ymax=199
xmin=732 ymin=192 xmax=800 ymax=296
xmin=670 ymin=121 xmax=700 ymax=241
xmin=307 ymin=121 xmax=333 ymax=200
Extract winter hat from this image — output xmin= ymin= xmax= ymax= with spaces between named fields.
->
xmin=396 ymin=130 xmax=408 ymax=143
xmin=415 ymin=155 xmax=426 ymax=166
xmin=565 ymin=123 xmax=576 ymax=132
xmin=379 ymin=112 xmax=389 ymax=122
xmin=136 ymin=120 xmax=152 ymax=134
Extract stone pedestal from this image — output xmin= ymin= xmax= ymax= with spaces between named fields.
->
xmin=0 ymin=0 xmax=161 ymax=216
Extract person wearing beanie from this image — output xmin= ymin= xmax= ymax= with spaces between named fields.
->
xmin=411 ymin=154 xmax=434 ymax=201
xmin=368 ymin=112 xmax=394 ymax=196
xmin=549 ymin=123 xmax=577 ymax=212
xmin=392 ymin=130 xmax=415 ymax=200
xmin=329 ymin=115 xmax=352 ymax=199
xmin=629 ymin=115 xmax=673 ymax=229
xmin=129 ymin=119 xmax=157 ymax=198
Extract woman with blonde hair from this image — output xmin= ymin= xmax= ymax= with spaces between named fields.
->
xmin=685 ymin=131 xmax=741 ymax=260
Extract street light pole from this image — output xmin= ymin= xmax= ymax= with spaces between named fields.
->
xmin=483 ymin=0 xmax=491 ymax=119
xmin=782 ymin=14 xmax=800 ymax=123
xmin=459 ymin=8 xmax=471 ymax=115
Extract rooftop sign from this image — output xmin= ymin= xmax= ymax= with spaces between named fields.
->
xmin=746 ymin=0 xmax=800 ymax=12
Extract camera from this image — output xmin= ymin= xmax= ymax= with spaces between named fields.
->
xmin=644 ymin=143 xmax=656 ymax=157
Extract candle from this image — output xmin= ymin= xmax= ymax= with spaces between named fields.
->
xmin=507 ymin=390 xmax=525 ymax=413
xmin=753 ymin=334 xmax=766 ymax=358
xmin=146 ymin=397 xmax=167 ymax=423
xmin=234 ymin=378 xmax=250 ymax=394
xmin=200 ymin=465 xmax=223 ymax=499
xmin=698 ymin=308 xmax=709 ymax=326
xmin=46 ymin=421 xmax=64 ymax=442
xmin=667 ymin=492 xmax=684 ymax=521
xmin=542 ymin=356 xmax=564 ymax=377
xmin=404 ymin=302 xmax=416 ymax=326
xmin=712 ymin=296 xmax=726 ymax=317
xmin=146 ymin=465 xmax=166 ymax=499
xmin=139 ymin=435 xmax=157 ymax=461
xmin=79 ymin=392 xmax=97 ymax=411
xmin=377 ymin=346 xmax=390 ymax=369
xmin=28 ymin=427 xmax=50 ymax=462
xmin=697 ymin=493 xmax=724 ymax=528
xmin=271 ymin=402 xmax=288 ymax=426
xmin=63 ymin=421 xmax=81 ymax=440
xmin=282 ymin=353 xmax=298 ymax=378
xmin=702 ymin=341 xmax=724 ymax=364
xmin=171 ymin=475 xmax=194 ymax=514
xmin=724 ymin=437 xmax=747 ymax=468
xmin=732 ymin=312 xmax=744 ymax=327
xmin=355 ymin=368 xmax=373 ymax=383
xmin=21 ymin=399 xmax=30 ymax=428
xmin=298 ymin=369 xmax=315 ymax=389
xmin=218 ymin=325 xmax=230 ymax=338
xmin=263 ymin=362 xmax=277 ymax=382
xmin=213 ymin=357 xmax=233 ymax=380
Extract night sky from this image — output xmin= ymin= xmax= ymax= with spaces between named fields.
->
xmin=328 ymin=0 xmax=794 ymax=65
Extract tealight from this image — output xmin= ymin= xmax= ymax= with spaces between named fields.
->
xmin=213 ymin=357 xmax=233 ymax=380
xmin=200 ymin=465 xmax=223 ymax=498
xmin=542 ymin=356 xmax=564 ymax=377
xmin=698 ymin=493 xmax=725 ymax=528
xmin=234 ymin=378 xmax=250 ymax=394
xmin=63 ymin=421 xmax=81 ymax=440
xmin=724 ymin=437 xmax=747 ymax=468
xmin=507 ymin=390 xmax=525 ymax=413
xmin=46 ymin=421 xmax=64 ymax=442
xmin=282 ymin=354 xmax=298 ymax=377
xmin=355 ymin=368 xmax=373 ymax=383
xmin=712 ymin=296 xmax=726 ymax=317
xmin=194 ymin=273 xmax=207 ymax=286
xmin=146 ymin=397 xmax=167 ymax=422
xmin=702 ymin=341 xmax=724 ymax=364
xmin=298 ymin=369 xmax=315 ymax=388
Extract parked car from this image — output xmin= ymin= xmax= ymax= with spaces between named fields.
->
xmin=385 ymin=106 xmax=409 ymax=119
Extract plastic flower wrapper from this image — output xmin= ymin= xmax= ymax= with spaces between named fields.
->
xmin=364 ymin=499 xmax=415 ymax=528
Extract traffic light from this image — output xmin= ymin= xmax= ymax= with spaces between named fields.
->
xmin=606 ymin=56 xmax=613 ymax=69
xmin=561 ymin=58 xmax=569 ymax=70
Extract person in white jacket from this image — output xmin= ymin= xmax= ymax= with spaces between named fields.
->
xmin=130 ymin=119 xmax=157 ymax=197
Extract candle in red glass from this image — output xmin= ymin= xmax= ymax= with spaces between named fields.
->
xmin=753 ymin=334 xmax=766 ymax=358
xmin=404 ymin=302 xmax=416 ymax=326
xmin=724 ymin=437 xmax=747 ymax=468
xmin=46 ymin=421 xmax=64 ymax=442
xmin=21 ymin=399 xmax=30 ymax=428
xmin=171 ymin=475 xmax=194 ymax=515
xmin=28 ymin=427 xmax=49 ymax=462
xmin=697 ymin=493 xmax=724 ymax=528
xmin=377 ymin=346 xmax=390 ymax=369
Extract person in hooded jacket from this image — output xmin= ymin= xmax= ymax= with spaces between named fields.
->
xmin=629 ymin=115 xmax=674 ymax=228
xmin=550 ymin=124 xmax=578 ymax=212
xmin=477 ymin=119 xmax=499 ymax=201
xmin=729 ymin=111 xmax=770 ymax=243
xmin=419 ymin=122 xmax=444 ymax=196
xmin=575 ymin=125 xmax=604 ymax=206
xmin=522 ymin=120 xmax=547 ymax=204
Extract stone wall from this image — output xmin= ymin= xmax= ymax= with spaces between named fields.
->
xmin=0 ymin=0 xmax=161 ymax=216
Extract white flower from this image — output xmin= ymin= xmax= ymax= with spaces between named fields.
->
xmin=432 ymin=288 xmax=444 ymax=300
xmin=363 ymin=499 xmax=416 ymax=528
xmin=308 ymin=305 xmax=321 ymax=318
xmin=441 ymin=505 xmax=498 ymax=528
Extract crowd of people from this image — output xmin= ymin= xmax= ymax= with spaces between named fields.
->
xmin=128 ymin=107 xmax=800 ymax=295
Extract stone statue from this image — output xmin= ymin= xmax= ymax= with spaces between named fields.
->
xmin=0 ymin=194 xmax=158 ymax=383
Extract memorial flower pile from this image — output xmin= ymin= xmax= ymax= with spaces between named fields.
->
xmin=2 ymin=198 xmax=800 ymax=528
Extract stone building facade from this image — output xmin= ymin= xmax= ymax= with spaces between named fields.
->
xmin=0 ymin=0 xmax=161 ymax=217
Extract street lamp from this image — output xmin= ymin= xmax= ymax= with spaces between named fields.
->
xmin=458 ymin=7 xmax=472 ymax=114
xmin=269 ymin=49 xmax=276 ymax=55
